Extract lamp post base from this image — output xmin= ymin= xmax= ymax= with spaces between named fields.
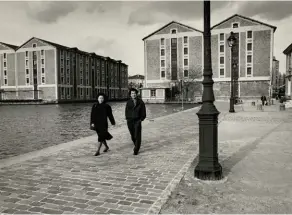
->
xmin=195 ymin=162 xmax=223 ymax=180
xmin=195 ymin=105 xmax=223 ymax=181
xmin=229 ymin=98 xmax=235 ymax=113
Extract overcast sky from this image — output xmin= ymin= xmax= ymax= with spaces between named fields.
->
xmin=1 ymin=1 xmax=291 ymax=75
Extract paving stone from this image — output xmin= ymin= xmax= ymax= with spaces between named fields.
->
xmin=108 ymin=209 xmax=124 ymax=214
xmin=73 ymin=203 xmax=88 ymax=209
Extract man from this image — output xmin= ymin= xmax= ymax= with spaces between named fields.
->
xmin=125 ymin=88 xmax=146 ymax=155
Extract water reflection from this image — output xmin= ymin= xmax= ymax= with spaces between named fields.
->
xmin=0 ymin=102 xmax=197 ymax=159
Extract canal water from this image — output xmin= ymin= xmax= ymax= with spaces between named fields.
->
xmin=0 ymin=102 xmax=198 ymax=159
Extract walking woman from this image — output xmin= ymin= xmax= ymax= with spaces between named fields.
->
xmin=90 ymin=93 xmax=116 ymax=156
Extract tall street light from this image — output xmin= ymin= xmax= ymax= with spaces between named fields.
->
xmin=194 ymin=0 xmax=223 ymax=180
xmin=227 ymin=31 xmax=236 ymax=113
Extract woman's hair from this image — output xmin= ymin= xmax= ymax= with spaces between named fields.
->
xmin=96 ymin=92 xmax=108 ymax=103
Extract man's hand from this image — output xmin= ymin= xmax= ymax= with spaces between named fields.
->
xmin=91 ymin=123 xmax=95 ymax=127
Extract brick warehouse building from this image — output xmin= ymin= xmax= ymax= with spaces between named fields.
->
xmin=142 ymin=14 xmax=276 ymax=103
xmin=0 ymin=37 xmax=128 ymax=103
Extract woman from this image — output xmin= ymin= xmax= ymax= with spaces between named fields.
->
xmin=90 ymin=93 xmax=116 ymax=156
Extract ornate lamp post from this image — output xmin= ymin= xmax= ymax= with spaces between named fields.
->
xmin=227 ymin=31 xmax=236 ymax=113
xmin=194 ymin=0 xmax=222 ymax=180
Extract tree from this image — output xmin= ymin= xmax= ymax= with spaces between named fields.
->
xmin=177 ymin=66 xmax=203 ymax=101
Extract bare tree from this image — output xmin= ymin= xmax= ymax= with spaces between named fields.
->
xmin=176 ymin=66 xmax=203 ymax=101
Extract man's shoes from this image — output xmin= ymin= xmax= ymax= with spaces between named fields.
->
xmin=133 ymin=152 xmax=138 ymax=155
xmin=94 ymin=151 xmax=100 ymax=156
xmin=103 ymin=147 xmax=109 ymax=152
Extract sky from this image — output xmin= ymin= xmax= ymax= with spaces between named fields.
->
xmin=0 ymin=1 xmax=292 ymax=76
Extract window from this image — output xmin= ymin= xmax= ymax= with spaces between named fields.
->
xmin=161 ymin=49 xmax=165 ymax=56
xmin=41 ymin=50 xmax=44 ymax=56
xmin=220 ymin=33 xmax=224 ymax=41
xmin=161 ymin=70 xmax=165 ymax=78
xmin=67 ymin=88 xmax=71 ymax=97
xmin=61 ymin=68 xmax=64 ymax=75
xmin=184 ymin=59 xmax=188 ymax=66
xmin=26 ymin=78 xmax=30 ymax=84
xmin=26 ymin=69 xmax=29 ymax=75
xmin=42 ymin=68 xmax=45 ymax=74
xmin=184 ymin=69 xmax=189 ymax=78
xmin=4 ymin=70 xmax=7 ymax=76
xmin=67 ymin=59 xmax=69 ymax=66
xmin=80 ymin=88 xmax=83 ymax=96
xmin=150 ymin=89 xmax=156 ymax=97
xmin=220 ymin=68 xmax=225 ymax=77
xmin=232 ymin=23 xmax=239 ymax=28
xmin=3 ymin=53 xmax=6 ymax=59
xmin=41 ymin=59 xmax=44 ymax=64
xmin=25 ymin=51 xmax=28 ymax=57
xmin=80 ymin=77 xmax=83 ymax=85
xmin=247 ymin=43 xmax=252 ymax=51
xmin=3 ymin=62 xmax=6 ymax=67
xmin=247 ymin=31 xmax=252 ymax=39
xmin=4 ymin=78 xmax=7 ymax=85
xmin=67 ymin=77 xmax=70 ymax=84
xmin=26 ymin=60 xmax=28 ymax=66
xmin=61 ymin=77 xmax=64 ymax=84
xmin=86 ymin=78 xmax=89 ymax=85
xmin=161 ymin=60 xmax=165 ymax=67
xmin=42 ymin=77 xmax=45 ymax=84
xmin=171 ymin=29 xmax=177 ymax=34
xmin=220 ymin=57 xmax=224 ymax=64
xmin=171 ymin=38 xmax=177 ymax=44
xmin=184 ymin=48 xmax=188 ymax=55
xmin=32 ymin=43 xmax=37 ymax=48
xmin=67 ymin=69 xmax=70 ymax=75
xmin=220 ymin=45 xmax=224 ymax=53
xmin=184 ymin=36 xmax=188 ymax=44
xmin=247 ymin=67 xmax=252 ymax=76
xmin=247 ymin=55 xmax=252 ymax=63
xmin=86 ymin=88 xmax=89 ymax=96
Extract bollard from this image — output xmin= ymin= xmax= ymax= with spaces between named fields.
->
xmin=257 ymin=104 xmax=263 ymax=111
xmin=279 ymin=103 xmax=285 ymax=111
xmin=251 ymin=101 xmax=255 ymax=106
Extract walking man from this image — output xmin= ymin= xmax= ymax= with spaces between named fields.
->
xmin=125 ymin=88 xmax=146 ymax=155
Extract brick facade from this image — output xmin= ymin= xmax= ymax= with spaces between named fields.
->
xmin=0 ymin=37 xmax=128 ymax=102
xmin=142 ymin=15 xmax=276 ymax=102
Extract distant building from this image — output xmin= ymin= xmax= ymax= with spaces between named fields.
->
xmin=283 ymin=43 xmax=292 ymax=98
xmin=0 ymin=37 xmax=128 ymax=102
xmin=142 ymin=14 xmax=276 ymax=103
xmin=272 ymin=56 xmax=280 ymax=91
xmin=128 ymin=74 xmax=144 ymax=89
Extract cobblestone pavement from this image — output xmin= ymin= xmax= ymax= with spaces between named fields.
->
xmin=1 ymin=102 xmax=291 ymax=214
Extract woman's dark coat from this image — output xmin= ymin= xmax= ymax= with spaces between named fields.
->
xmin=90 ymin=103 xmax=116 ymax=142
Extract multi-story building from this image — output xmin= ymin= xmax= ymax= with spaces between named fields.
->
xmin=0 ymin=42 xmax=18 ymax=99
xmin=271 ymin=56 xmax=281 ymax=97
xmin=283 ymin=43 xmax=292 ymax=99
xmin=0 ymin=37 xmax=128 ymax=102
xmin=142 ymin=14 xmax=277 ymax=103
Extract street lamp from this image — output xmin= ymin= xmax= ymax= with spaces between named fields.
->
xmin=227 ymin=31 xmax=237 ymax=113
xmin=194 ymin=0 xmax=223 ymax=180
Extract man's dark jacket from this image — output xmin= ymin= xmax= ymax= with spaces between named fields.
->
xmin=125 ymin=98 xmax=146 ymax=121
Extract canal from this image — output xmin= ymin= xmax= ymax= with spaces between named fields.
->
xmin=0 ymin=102 xmax=199 ymax=159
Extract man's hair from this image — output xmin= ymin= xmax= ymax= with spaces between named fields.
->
xmin=129 ymin=88 xmax=138 ymax=96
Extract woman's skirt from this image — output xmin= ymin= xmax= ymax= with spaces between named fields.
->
xmin=96 ymin=130 xmax=113 ymax=142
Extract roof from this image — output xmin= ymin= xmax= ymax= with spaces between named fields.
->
xmin=211 ymin=14 xmax=277 ymax=32
xmin=129 ymin=74 xmax=145 ymax=79
xmin=142 ymin=21 xmax=203 ymax=41
xmin=15 ymin=37 xmax=125 ymax=63
xmin=283 ymin=43 xmax=292 ymax=55
xmin=0 ymin=42 xmax=18 ymax=50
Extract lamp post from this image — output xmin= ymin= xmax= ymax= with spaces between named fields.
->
xmin=227 ymin=31 xmax=236 ymax=113
xmin=194 ymin=0 xmax=222 ymax=180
